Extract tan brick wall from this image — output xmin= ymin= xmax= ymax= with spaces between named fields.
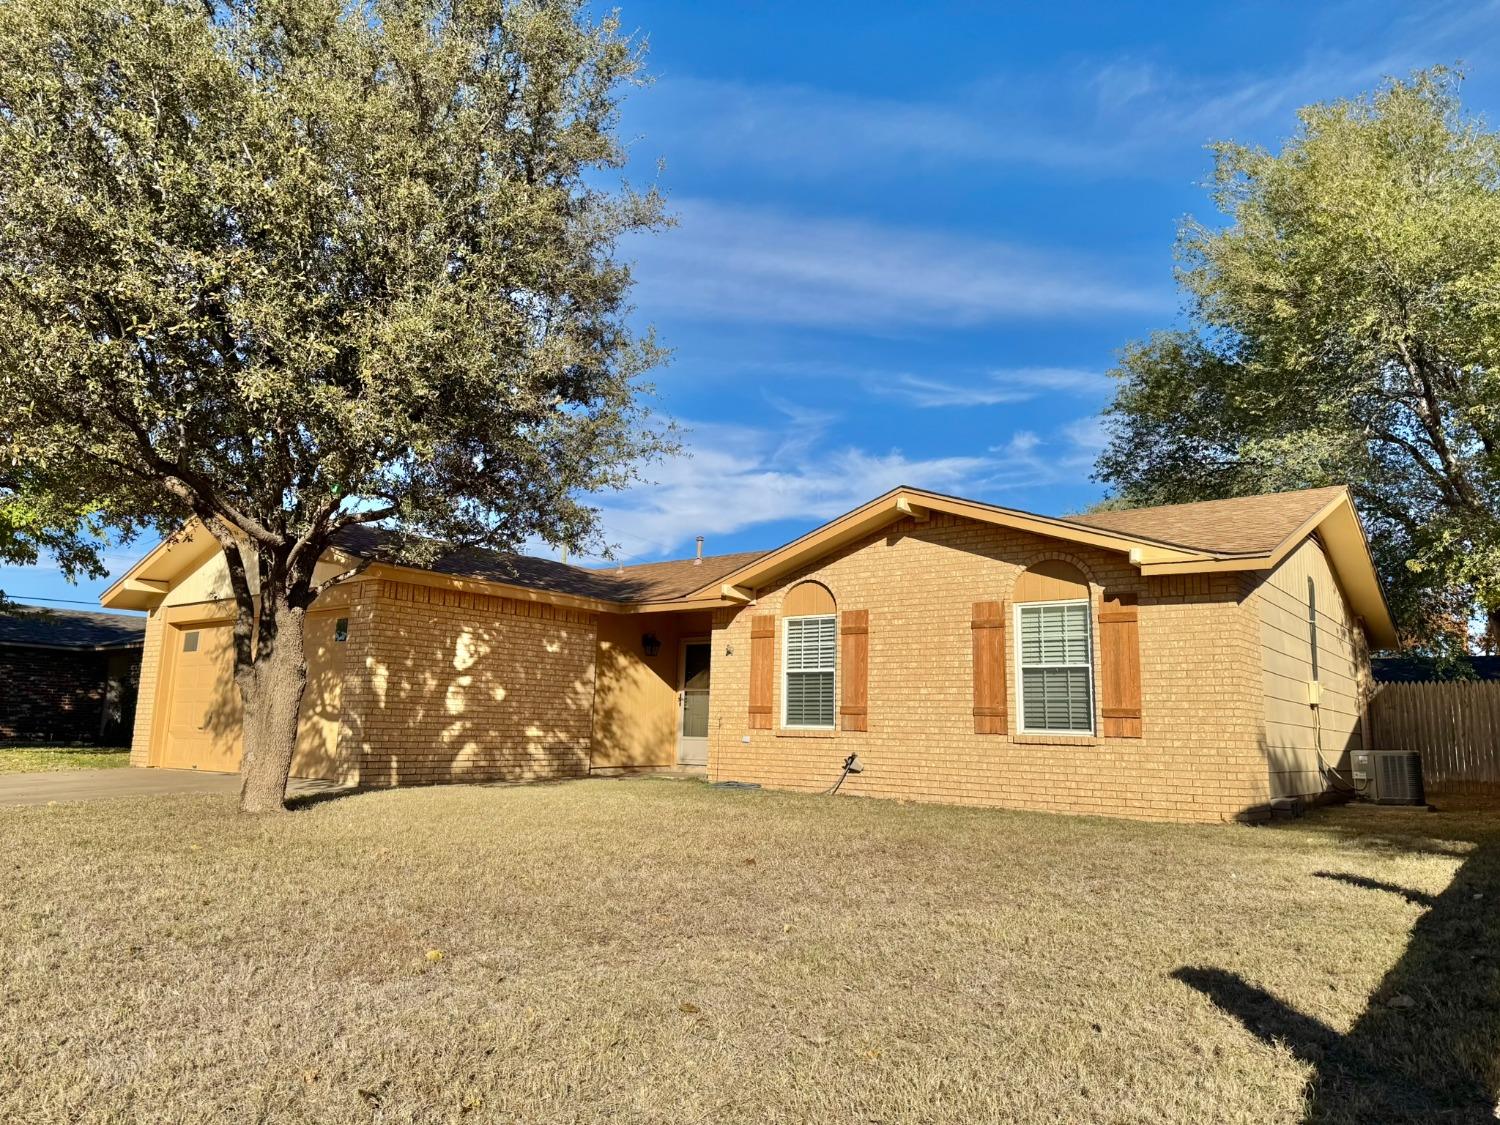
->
xmin=351 ymin=580 xmax=597 ymax=786
xmin=128 ymin=608 xmax=165 ymax=767
xmin=705 ymin=513 xmax=1271 ymax=823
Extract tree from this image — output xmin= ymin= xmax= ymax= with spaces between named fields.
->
xmin=1096 ymin=69 xmax=1500 ymax=654
xmin=0 ymin=474 xmax=117 ymax=609
xmin=0 ymin=0 xmax=674 ymax=810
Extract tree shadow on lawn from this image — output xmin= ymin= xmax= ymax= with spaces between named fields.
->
xmin=1174 ymin=800 xmax=1500 ymax=1124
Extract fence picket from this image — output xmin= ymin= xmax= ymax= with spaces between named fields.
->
xmin=1369 ymin=681 xmax=1500 ymax=795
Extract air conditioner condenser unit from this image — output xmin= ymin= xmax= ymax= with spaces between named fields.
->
xmin=1350 ymin=750 xmax=1426 ymax=806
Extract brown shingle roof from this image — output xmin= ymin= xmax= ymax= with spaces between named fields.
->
xmin=1069 ymin=486 xmax=1348 ymax=556
xmin=596 ymin=551 xmax=769 ymax=601
xmin=331 ymin=486 xmax=1348 ymax=608
xmin=333 ymin=525 xmax=764 ymax=604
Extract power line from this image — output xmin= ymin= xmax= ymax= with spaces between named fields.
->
xmin=1 ymin=594 xmax=105 ymax=603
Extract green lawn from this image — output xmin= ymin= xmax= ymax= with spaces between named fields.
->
xmin=1 ymin=779 xmax=1495 ymax=1123
xmin=0 ymin=744 xmax=130 ymax=773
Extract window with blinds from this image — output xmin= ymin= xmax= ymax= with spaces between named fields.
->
xmin=783 ymin=615 xmax=836 ymax=728
xmin=1017 ymin=601 xmax=1094 ymax=733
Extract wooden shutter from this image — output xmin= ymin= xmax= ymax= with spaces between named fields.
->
xmin=1099 ymin=591 xmax=1142 ymax=737
xmin=971 ymin=600 xmax=1008 ymax=734
xmin=748 ymin=614 xmax=775 ymax=729
xmin=839 ymin=610 xmax=869 ymax=732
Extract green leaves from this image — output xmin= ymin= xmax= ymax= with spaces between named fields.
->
xmin=1099 ymin=68 xmax=1500 ymax=653
xmin=0 ymin=0 xmax=674 ymax=576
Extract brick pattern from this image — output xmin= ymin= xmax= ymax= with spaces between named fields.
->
xmin=350 ymin=579 xmax=598 ymax=787
xmin=128 ymin=609 xmax=165 ymax=765
xmin=706 ymin=513 xmax=1271 ymax=823
xmin=0 ymin=646 xmax=138 ymax=743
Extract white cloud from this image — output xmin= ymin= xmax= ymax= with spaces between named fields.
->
xmin=972 ymin=413 xmax=1111 ymax=495
xmin=629 ymin=199 xmax=1164 ymax=330
xmin=583 ymin=418 xmax=992 ymax=563
xmin=877 ymin=367 xmax=1113 ymax=408
xmin=1060 ymin=415 xmax=1110 ymax=457
xmin=584 ymin=411 xmax=1114 ymax=563
xmin=630 ymin=5 xmax=1499 ymax=181
xmin=631 ymin=76 xmax=1080 ymax=173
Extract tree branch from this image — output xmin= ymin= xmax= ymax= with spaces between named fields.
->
xmin=201 ymin=516 xmax=257 ymax=676
xmin=307 ymin=555 xmax=373 ymax=601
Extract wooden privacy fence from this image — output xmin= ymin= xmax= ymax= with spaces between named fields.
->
xmin=1368 ymin=681 xmax=1500 ymax=794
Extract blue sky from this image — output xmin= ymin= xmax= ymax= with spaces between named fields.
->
xmin=7 ymin=0 xmax=1500 ymax=607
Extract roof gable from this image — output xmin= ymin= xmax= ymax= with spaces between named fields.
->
xmin=687 ymin=485 xmax=1396 ymax=648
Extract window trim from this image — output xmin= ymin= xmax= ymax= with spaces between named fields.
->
xmin=1014 ymin=597 xmax=1096 ymax=736
xmin=781 ymin=613 xmax=837 ymax=731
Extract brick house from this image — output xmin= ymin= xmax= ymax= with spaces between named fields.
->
xmin=100 ymin=485 xmax=1396 ymax=823
xmin=0 ymin=606 xmax=145 ymax=744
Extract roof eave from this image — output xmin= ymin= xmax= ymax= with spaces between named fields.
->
xmin=99 ymin=522 xmax=219 ymax=611
xmin=361 ymin=561 xmax=624 ymax=614
xmin=627 ymin=596 xmax=739 ymax=614
xmin=1307 ymin=492 xmax=1400 ymax=649
xmin=0 ymin=639 xmax=145 ymax=652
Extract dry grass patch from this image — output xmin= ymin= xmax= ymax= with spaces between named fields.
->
xmin=0 ymin=745 xmax=130 ymax=773
xmin=1 ymin=779 xmax=1495 ymax=1123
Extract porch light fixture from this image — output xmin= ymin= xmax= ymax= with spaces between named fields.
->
xmin=641 ymin=632 xmax=662 ymax=658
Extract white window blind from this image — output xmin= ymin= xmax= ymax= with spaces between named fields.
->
xmin=783 ymin=615 xmax=836 ymax=728
xmin=1017 ymin=601 xmax=1093 ymax=733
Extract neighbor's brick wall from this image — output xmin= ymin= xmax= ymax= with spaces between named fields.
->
xmin=706 ymin=513 xmax=1271 ymax=824
xmin=128 ymin=610 xmax=166 ymax=766
xmin=350 ymin=580 xmax=598 ymax=787
xmin=0 ymin=645 xmax=131 ymax=743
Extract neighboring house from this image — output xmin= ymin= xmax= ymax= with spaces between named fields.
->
xmin=101 ymin=485 xmax=1396 ymax=823
xmin=1372 ymin=655 xmax=1500 ymax=683
xmin=0 ymin=605 xmax=146 ymax=744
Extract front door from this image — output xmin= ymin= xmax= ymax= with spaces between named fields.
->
xmin=678 ymin=639 xmax=711 ymax=766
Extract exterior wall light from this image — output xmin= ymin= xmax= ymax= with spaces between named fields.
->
xmin=641 ymin=632 xmax=662 ymax=658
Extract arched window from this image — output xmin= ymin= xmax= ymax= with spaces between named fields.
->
xmin=782 ymin=582 xmax=836 ymax=729
xmin=1013 ymin=561 xmax=1093 ymax=734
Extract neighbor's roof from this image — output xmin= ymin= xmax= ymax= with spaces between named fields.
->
xmin=0 ymin=605 xmax=146 ymax=650
xmin=1070 ymin=487 xmax=1349 ymax=557
xmin=331 ymin=525 xmax=766 ymax=605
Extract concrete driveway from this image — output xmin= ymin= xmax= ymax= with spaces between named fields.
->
xmin=0 ymin=768 xmax=346 ymax=807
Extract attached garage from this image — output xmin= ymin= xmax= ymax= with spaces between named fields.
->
xmin=151 ymin=602 xmax=355 ymax=783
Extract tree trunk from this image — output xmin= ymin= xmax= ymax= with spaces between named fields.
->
xmin=237 ymin=602 xmax=308 ymax=814
xmin=1488 ymin=607 xmax=1500 ymax=657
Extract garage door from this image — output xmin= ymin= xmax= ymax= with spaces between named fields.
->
xmin=160 ymin=613 xmax=352 ymax=779
xmin=162 ymin=623 xmax=243 ymax=772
